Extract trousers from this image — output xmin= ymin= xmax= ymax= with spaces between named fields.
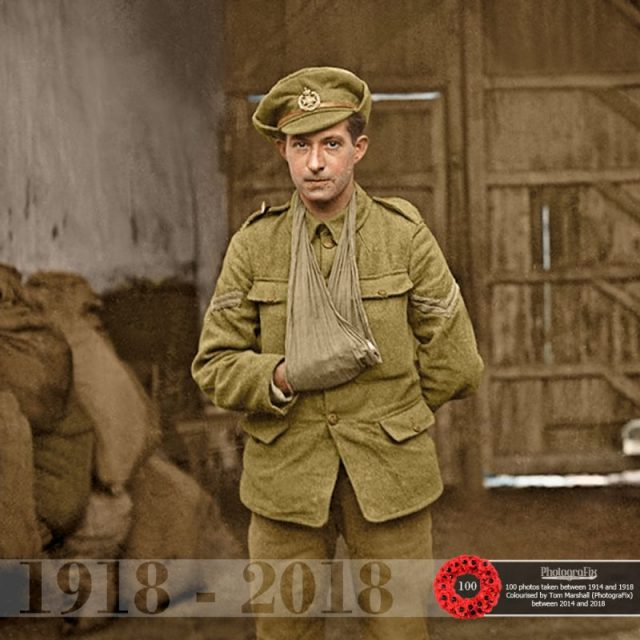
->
xmin=248 ymin=465 xmax=433 ymax=640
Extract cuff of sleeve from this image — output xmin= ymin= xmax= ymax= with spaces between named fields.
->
xmin=259 ymin=355 xmax=297 ymax=416
xmin=270 ymin=379 xmax=295 ymax=405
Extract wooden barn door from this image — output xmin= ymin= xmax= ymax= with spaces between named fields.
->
xmin=466 ymin=0 xmax=640 ymax=476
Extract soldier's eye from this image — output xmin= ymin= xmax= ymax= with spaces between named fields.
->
xmin=326 ymin=140 xmax=340 ymax=149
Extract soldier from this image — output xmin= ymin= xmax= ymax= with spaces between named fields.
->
xmin=192 ymin=66 xmax=484 ymax=639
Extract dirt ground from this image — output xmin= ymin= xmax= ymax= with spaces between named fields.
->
xmin=2 ymin=484 xmax=639 ymax=640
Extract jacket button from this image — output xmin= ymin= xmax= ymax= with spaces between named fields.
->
xmin=413 ymin=424 xmax=422 ymax=433
xmin=321 ymin=233 xmax=336 ymax=249
xmin=327 ymin=413 xmax=339 ymax=425
xmin=377 ymin=289 xmax=387 ymax=297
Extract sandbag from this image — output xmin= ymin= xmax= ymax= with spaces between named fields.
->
xmin=0 ymin=391 xmax=42 ymax=558
xmin=125 ymin=454 xmax=241 ymax=559
xmin=32 ymin=393 xmax=95 ymax=536
xmin=0 ymin=265 xmax=72 ymax=431
xmin=27 ymin=272 xmax=160 ymax=492
xmin=59 ymin=491 xmax=133 ymax=558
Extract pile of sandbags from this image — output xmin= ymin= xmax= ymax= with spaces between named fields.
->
xmin=27 ymin=271 xmax=236 ymax=561
xmin=0 ymin=265 xmax=93 ymax=542
xmin=26 ymin=272 xmax=160 ymax=495
xmin=126 ymin=453 xmax=238 ymax=559
xmin=31 ymin=394 xmax=95 ymax=537
xmin=1 ymin=266 xmax=236 ymax=576
xmin=0 ymin=391 xmax=42 ymax=558
xmin=0 ymin=264 xmax=71 ymax=431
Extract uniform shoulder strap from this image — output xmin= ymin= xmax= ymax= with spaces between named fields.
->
xmin=242 ymin=200 xmax=290 ymax=229
xmin=372 ymin=195 xmax=423 ymax=225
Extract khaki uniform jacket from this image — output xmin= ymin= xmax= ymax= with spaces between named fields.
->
xmin=192 ymin=184 xmax=483 ymax=527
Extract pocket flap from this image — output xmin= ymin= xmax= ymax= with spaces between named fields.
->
xmin=241 ymin=413 xmax=289 ymax=444
xmin=247 ymin=280 xmax=288 ymax=304
xmin=379 ymin=400 xmax=434 ymax=442
xmin=360 ymin=272 xmax=413 ymax=299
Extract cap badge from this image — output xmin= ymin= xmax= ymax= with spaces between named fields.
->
xmin=298 ymin=87 xmax=321 ymax=112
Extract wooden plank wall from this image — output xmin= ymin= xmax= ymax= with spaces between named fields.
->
xmin=226 ymin=0 xmax=456 ymax=94
xmin=474 ymin=0 xmax=640 ymax=474
xmin=0 ymin=0 xmax=227 ymax=303
xmin=224 ymin=0 xmax=639 ymax=483
xmin=483 ymin=0 xmax=640 ymax=74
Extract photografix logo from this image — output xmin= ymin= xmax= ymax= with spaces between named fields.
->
xmin=540 ymin=566 xmax=598 ymax=581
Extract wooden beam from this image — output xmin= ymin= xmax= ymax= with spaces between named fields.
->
xmin=491 ymin=364 xmax=640 ymax=381
xmin=545 ymin=418 xmax=628 ymax=430
xmin=461 ymin=0 xmax=487 ymax=495
xmin=594 ymin=182 xmax=640 ymax=226
xmin=485 ymin=72 xmax=640 ymax=91
xmin=487 ymin=168 xmax=640 ymax=186
xmin=365 ymin=76 xmax=449 ymax=93
xmin=427 ymin=94 xmax=448 ymax=254
xmin=226 ymin=75 xmax=450 ymax=97
xmin=591 ymin=88 xmax=640 ymax=130
xmin=608 ymin=0 xmax=640 ymax=29
xmin=603 ymin=371 xmax=640 ymax=408
xmin=443 ymin=0 xmax=466 ymax=282
xmin=490 ymin=453 xmax=637 ymax=476
xmin=432 ymin=0 xmax=466 ymax=490
xmin=593 ymin=279 xmax=640 ymax=319
xmin=487 ymin=266 xmax=640 ymax=285
xmin=492 ymin=365 xmax=640 ymax=409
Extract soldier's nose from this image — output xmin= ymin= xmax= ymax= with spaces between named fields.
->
xmin=307 ymin=146 xmax=324 ymax=172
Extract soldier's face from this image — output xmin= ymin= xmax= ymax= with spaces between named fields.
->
xmin=276 ymin=121 xmax=368 ymax=214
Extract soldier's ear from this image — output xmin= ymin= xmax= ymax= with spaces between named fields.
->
xmin=275 ymin=138 xmax=287 ymax=159
xmin=353 ymin=135 xmax=369 ymax=164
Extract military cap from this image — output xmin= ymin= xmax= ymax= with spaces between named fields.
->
xmin=252 ymin=66 xmax=372 ymax=139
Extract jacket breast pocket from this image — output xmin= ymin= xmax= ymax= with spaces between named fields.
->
xmin=247 ymin=279 xmax=288 ymax=354
xmin=356 ymin=271 xmax=415 ymax=382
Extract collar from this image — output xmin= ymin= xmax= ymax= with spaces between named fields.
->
xmin=301 ymin=183 xmax=371 ymax=242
